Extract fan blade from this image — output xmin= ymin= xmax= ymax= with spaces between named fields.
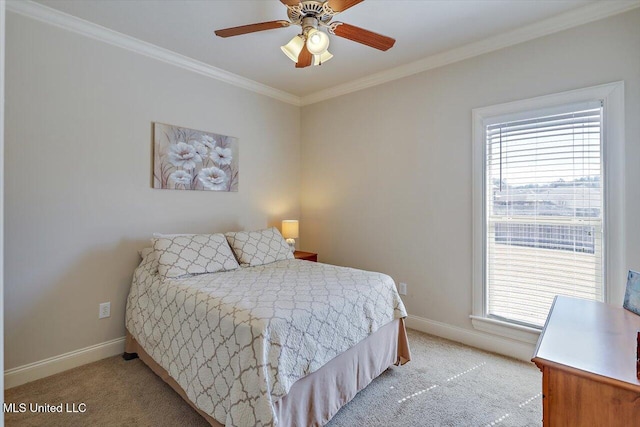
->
xmin=332 ymin=22 xmax=395 ymax=51
xmin=295 ymin=44 xmax=312 ymax=68
xmin=280 ymin=0 xmax=301 ymax=5
xmin=215 ymin=20 xmax=290 ymax=38
xmin=327 ymin=0 xmax=364 ymax=13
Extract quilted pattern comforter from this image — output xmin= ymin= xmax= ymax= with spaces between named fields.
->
xmin=126 ymin=256 xmax=407 ymax=426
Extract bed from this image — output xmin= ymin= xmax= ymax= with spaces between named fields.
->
xmin=125 ymin=230 xmax=410 ymax=426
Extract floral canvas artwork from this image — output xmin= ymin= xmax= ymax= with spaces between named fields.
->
xmin=153 ymin=123 xmax=238 ymax=191
xmin=623 ymin=270 xmax=640 ymax=316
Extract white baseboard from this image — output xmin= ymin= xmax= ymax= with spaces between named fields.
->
xmin=405 ymin=314 xmax=536 ymax=362
xmin=4 ymin=336 xmax=126 ymax=389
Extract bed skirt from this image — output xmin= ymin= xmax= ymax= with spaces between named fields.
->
xmin=125 ymin=318 xmax=410 ymax=427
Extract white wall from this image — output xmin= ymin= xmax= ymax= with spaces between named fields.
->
xmin=4 ymin=12 xmax=300 ymax=370
xmin=300 ymin=9 xmax=640 ymax=354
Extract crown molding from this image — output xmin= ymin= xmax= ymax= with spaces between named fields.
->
xmin=6 ymin=0 xmax=302 ymax=106
xmin=300 ymin=0 xmax=640 ymax=106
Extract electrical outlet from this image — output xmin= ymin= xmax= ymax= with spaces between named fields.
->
xmin=99 ymin=302 xmax=111 ymax=319
xmin=398 ymin=282 xmax=407 ymax=295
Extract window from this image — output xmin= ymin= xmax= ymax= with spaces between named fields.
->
xmin=486 ymin=102 xmax=603 ymax=328
xmin=472 ymin=83 xmax=625 ymax=340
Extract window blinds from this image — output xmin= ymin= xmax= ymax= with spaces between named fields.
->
xmin=485 ymin=101 xmax=603 ymax=328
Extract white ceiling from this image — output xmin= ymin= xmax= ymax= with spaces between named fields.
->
xmin=32 ymin=0 xmax=611 ymax=96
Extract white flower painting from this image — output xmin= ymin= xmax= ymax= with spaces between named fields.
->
xmin=153 ymin=123 xmax=239 ymax=191
xmin=198 ymin=167 xmax=227 ymax=190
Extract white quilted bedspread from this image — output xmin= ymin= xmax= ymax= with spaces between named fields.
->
xmin=126 ymin=256 xmax=407 ymax=426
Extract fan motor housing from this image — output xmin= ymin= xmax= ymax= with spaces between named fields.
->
xmin=287 ymin=1 xmax=335 ymax=26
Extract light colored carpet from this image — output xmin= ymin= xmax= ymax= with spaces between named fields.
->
xmin=5 ymin=329 xmax=542 ymax=426
xmin=326 ymin=330 xmax=542 ymax=427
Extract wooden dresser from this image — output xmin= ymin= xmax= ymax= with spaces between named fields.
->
xmin=532 ymin=296 xmax=640 ymax=426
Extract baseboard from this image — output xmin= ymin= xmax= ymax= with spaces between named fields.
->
xmin=405 ymin=314 xmax=536 ymax=362
xmin=4 ymin=336 xmax=126 ymax=389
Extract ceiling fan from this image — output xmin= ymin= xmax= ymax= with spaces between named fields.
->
xmin=214 ymin=0 xmax=395 ymax=68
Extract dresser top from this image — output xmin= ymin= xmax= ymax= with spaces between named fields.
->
xmin=533 ymin=296 xmax=640 ymax=389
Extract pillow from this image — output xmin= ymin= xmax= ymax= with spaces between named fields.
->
xmin=138 ymin=247 xmax=154 ymax=259
xmin=225 ymin=227 xmax=294 ymax=267
xmin=148 ymin=233 xmax=194 ymax=271
xmin=138 ymin=247 xmax=159 ymax=273
xmin=153 ymin=234 xmax=239 ymax=279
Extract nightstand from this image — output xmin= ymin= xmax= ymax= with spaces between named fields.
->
xmin=294 ymin=251 xmax=317 ymax=262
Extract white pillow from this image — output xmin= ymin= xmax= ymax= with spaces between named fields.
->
xmin=225 ymin=227 xmax=294 ymax=267
xmin=153 ymin=234 xmax=239 ymax=279
xmin=138 ymin=247 xmax=159 ymax=273
xmin=138 ymin=247 xmax=155 ymax=259
xmin=148 ymin=233 xmax=194 ymax=271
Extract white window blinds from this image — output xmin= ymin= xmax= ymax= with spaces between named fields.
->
xmin=485 ymin=101 xmax=604 ymax=328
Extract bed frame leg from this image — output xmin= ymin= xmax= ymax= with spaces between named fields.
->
xmin=122 ymin=352 xmax=139 ymax=361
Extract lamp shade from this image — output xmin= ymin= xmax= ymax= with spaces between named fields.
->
xmin=313 ymin=50 xmax=333 ymax=66
xmin=282 ymin=220 xmax=299 ymax=239
xmin=281 ymin=35 xmax=305 ymax=62
xmin=306 ymin=28 xmax=330 ymax=55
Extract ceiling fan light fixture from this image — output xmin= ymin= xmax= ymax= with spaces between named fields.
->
xmin=306 ymin=28 xmax=330 ymax=55
xmin=215 ymin=1 xmax=396 ymax=69
xmin=313 ymin=50 xmax=333 ymax=66
xmin=280 ymin=35 xmax=305 ymax=62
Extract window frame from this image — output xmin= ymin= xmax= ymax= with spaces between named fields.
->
xmin=471 ymin=82 xmax=625 ymax=343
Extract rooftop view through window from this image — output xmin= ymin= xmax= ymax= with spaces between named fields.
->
xmin=485 ymin=105 xmax=603 ymax=327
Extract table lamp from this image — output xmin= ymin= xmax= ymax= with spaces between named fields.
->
xmin=282 ymin=220 xmax=299 ymax=252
